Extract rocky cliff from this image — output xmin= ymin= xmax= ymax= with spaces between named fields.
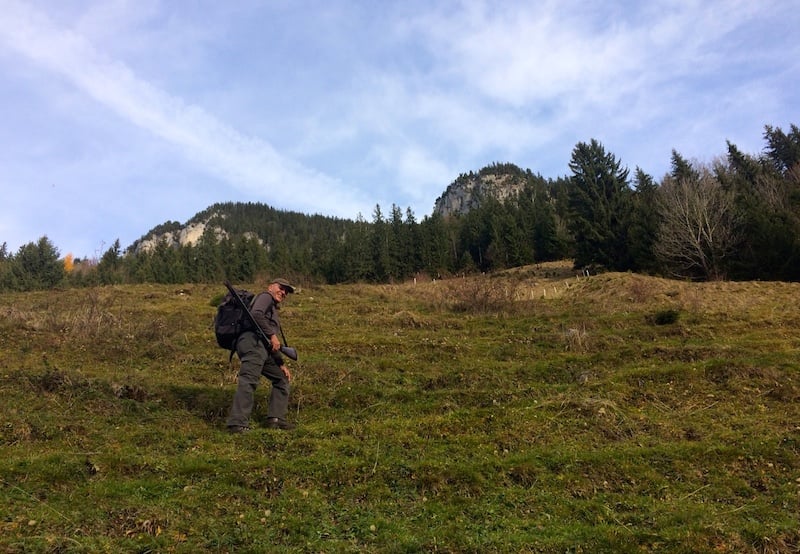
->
xmin=433 ymin=164 xmax=529 ymax=217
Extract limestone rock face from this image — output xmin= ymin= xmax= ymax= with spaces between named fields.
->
xmin=133 ymin=218 xmax=230 ymax=254
xmin=433 ymin=170 xmax=527 ymax=217
xmin=178 ymin=222 xmax=208 ymax=247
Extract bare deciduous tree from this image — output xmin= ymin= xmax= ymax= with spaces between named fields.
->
xmin=655 ymin=167 xmax=739 ymax=280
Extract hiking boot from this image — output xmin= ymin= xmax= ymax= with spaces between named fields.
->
xmin=265 ymin=417 xmax=296 ymax=430
xmin=227 ymin=425 xmax=250 ymax=434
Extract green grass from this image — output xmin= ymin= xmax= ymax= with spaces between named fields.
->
xmin=1 ymin=264 xmax=799 ymax=552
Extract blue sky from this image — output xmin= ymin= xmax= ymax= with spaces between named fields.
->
xmin=1 ymin=0 xmax=798 ymax=259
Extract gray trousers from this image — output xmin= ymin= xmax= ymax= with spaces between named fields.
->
xmin=226 ymin=331 xmax=290 ymax=428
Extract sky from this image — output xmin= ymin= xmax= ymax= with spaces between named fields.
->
xmin=1 ymin=0 xmax=798 ymax=259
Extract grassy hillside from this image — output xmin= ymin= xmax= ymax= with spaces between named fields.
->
xmin=1 ymin=262 xmax=799 ymax=553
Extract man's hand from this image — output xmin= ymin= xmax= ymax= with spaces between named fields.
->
xmin=270 ymin=335 xmax=281 ymax=352
xmin=281 ymin=365 xmax=292 ymax=382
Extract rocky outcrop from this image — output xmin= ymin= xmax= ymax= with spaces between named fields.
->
xmin=433 ymin=168 xmax=528 ymax=217
xmin=134 ymin=219 xmax=229 ymax=254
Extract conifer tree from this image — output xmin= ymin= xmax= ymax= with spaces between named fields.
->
xmin=347 ymin=214 xmax=373 ymax=281
xmin=722 ymin=136 xmax=800 ymax=280
xmin=418 ymin=213 xmax=452 ymax=278
xmin=97 ymin=239 xmax=123 ymax=285
xmin=567 ymin=140 xmax=632 ymax=270
xmin=628 ymin=169 xmax=660 ymax=273
xmin=371 ymin=205 xmax=390 ymax=281
xmin=9 ymin=236 xmax=65 ymax=290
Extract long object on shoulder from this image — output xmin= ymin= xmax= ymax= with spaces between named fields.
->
xmin=223 ymin=280 xmax=298 ymax=361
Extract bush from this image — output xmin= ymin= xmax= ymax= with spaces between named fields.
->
xmin=650 ymin=308 xmax=680 ymax=325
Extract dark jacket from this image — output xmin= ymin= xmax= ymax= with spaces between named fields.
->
xmin=250 ymin=292 xmax=284 ymax=364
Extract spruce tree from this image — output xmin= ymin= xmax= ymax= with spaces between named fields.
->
xmin=628 ymin=169 xmax=660 ymax=273
xmin=9 ymin=236 xmax=65 ymax=291
xmin=567 ymin=140 xmax=632 ymax=270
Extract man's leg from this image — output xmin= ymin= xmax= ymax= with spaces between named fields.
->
xmin=261 ymin=358 xmax=290 ymax=421
xmin=226 ymin=332 xmax=267 ymax=429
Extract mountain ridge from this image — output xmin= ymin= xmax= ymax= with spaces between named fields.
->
xmin=132 ymin=162 xmax=543 ymax=253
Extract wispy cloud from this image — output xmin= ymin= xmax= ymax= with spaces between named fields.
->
xmin=0 ymin=1 xmax=370 ymax=220
xmin=394 ymin=0 xmax=797 ymax=175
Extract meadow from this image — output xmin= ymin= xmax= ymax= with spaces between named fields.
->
xmin=1 ymin=262 xmax=799 ymax=553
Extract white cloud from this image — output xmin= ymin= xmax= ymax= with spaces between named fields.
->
xmin=0 ymin=1 xmax=372 ymax=221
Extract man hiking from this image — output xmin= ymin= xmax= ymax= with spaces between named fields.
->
xmin=226 ymin=278 xmax=296 ymax=433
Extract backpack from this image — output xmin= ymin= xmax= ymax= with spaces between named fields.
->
xmin=213 ymin=288 xmax=257 ymax=352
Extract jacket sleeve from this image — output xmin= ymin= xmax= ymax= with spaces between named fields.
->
xmin=251 ymin=293 xmax=280 ymax=336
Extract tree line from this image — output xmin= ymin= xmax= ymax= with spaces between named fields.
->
xmin=1 ymin=123 xmax=798 ymax=291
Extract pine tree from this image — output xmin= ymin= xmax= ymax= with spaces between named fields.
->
xmin=418 ymin=213 xmax=452 ymax=278
xmin=722 ymin=136 xmax=800 ymax=280
xmin=370 ymin=205 xmax=390 ymax=281
xmin=97 ymin=239 xmax=123 ymax=285
xmin=567 ymin=140 xmax=632 ymax=270
xmin=9 ymin=236 xmax=65 ymax=290
xmin=195 ymin=227 xmax=224 ymax=282
xmin=628 ymin=169 xmax=660 ymax=273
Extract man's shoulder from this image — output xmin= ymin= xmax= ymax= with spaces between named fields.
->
xmin=252 ymin=291 xmax=275 ymax=309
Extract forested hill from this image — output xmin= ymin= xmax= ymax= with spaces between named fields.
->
xmin=134 ymin=162 xmax=550 ymax=253
xmin=120 ymin=160 xmax=572 ymax=286
xmin=132 ymin=202 xmax=354 ymax=258
xmin=1 ymin=123 xmax=799 ymax=291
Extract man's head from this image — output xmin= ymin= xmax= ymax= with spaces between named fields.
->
xmin=267 ymin=278 xmax=295 ymax=303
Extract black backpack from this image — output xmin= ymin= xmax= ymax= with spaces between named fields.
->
xmin=213 ymin=288 xmax=258 ymax=352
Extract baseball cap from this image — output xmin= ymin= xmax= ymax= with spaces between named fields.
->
xmin=271 ymin=278 xmax=295 ymax=293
